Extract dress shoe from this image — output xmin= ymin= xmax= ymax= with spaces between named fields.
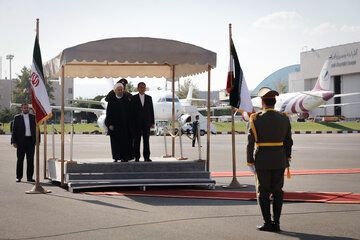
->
xmin=257 ymin=223 xmax=274 ymax=232
xmin=272 ymin=222 xmax=281 ymax=232
xmin=113 ymin=159 xmax=118 ymax=163
xmin=27 ymin=179 xmax=35 ymax=182
xmin=144 ymin=159 xmax=152 ymax=162
xmin=16 ymin=179 xmax=21 ymax=182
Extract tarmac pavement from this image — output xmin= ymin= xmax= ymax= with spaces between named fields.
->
xmin=0 ymin=134 xmax=360 ymax=240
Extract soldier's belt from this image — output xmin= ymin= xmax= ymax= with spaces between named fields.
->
xmin=256 ymin=142 xmax=283 ymax=147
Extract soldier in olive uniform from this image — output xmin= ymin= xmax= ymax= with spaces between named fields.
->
xmin=105 ymin=78 xmax=133 ymax=102
xmin=247 ymin=87 xmax=293 ymax=232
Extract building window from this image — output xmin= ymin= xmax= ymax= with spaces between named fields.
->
xmin=68 ymin=88 xmax=73 ymax=94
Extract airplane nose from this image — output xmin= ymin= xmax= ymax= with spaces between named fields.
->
xmin=322 ymin=91 xmax=334 ymax=101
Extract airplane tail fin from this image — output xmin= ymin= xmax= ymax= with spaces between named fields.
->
xmin=186 ymin=85 xmax=193 ymax=100
xmin=312 ymin=58 xmax=331 ymax=91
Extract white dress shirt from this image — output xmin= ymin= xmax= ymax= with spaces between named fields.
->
xmin=23 ymin=113 xmax=31 ymax=136
xmin=139 ymin=94 xmax=145 ymax=107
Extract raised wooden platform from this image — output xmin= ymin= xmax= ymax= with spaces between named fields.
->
xmin=47 ymin=159 xmax=216 ymax=192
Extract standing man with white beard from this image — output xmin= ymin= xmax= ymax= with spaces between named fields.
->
xmin=105 ymin=83 xmax=133 ymax=162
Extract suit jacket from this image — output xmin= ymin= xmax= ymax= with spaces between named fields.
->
xmin=11 ymin=113 xmax=37 ymax=146
xmin=192 ymin=120 xmax=199 ymax=134
xmin=131 ymin=93 xmax=155 ymax=129
xmin=247 ymin=109 xmax=293 ymax=170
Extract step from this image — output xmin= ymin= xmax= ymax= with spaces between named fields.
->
xmin=68 ymin=178 xmax=216 ymax=192
xmin=65 ymin=161 xmax=206 ymax=173
xmin=66 ymin=171 xmax=211 ymax=181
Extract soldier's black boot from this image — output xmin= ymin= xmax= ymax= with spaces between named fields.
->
xmin=257 ymin=196 xmax=273 ymax=231
xmin=272 ymin=192 xmax=284 ymax=232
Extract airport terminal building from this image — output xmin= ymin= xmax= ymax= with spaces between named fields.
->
xmin=254 ymin=41 xmax=360 ymax=120
xmin=290 ymin=42 xmax=360 ymax=120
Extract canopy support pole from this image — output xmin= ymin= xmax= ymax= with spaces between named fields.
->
xmin=171 ymin=65 xmax=175 ymax=157
xmin=43 ymin=76 xmax=48 ymax=179
xmin=206 ymin=65 xmax=211 ymax=171
xmin=61 ymin=66 xmax=65 ymax=187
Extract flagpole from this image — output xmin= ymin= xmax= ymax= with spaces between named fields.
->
xmin=225 ymin=24 xmax=244 ymax=189
xmin=26 ymin=18 xmax=51 ymax=194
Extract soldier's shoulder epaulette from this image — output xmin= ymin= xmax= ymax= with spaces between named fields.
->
xmin=280 ymin=112 xmax=289 ymax=118
xmin=273 ymin=110 xmax=289 ymax=118
xmin=249 ymin=112 xmax=261 ymax=121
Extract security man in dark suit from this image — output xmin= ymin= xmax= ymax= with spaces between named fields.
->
xmin=192 ymin=115 xmax=200 ymax=147
xmin=247 ymin=87 xmax=293 ymax=232
xmin=11 ymin=103 xmax=37 ymax=182
xmin=131 ymin=82 xmax=155 ymax=162
xmin=105 ymin=78 xmax=133 ymax=102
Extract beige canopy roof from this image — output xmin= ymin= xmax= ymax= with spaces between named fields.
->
xmin=44 ymin=37 xmax=216 ymax=78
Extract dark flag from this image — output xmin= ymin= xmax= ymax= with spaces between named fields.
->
xmin=226 ymin=38 xmax=253 ymax=113
xmin=31 ymin=36 xmax=52 ymax=125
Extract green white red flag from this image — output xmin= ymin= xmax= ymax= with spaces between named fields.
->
xmin=226 ymin=38 xmax=253 ymax=113
xmin=31 ymin=36 xmax=52 ymax=125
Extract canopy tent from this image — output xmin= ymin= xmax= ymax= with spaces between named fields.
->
xmin=43 ymin=37 xmax=216 ymax=186
xmin=44 ymin=37 xmax=216 ymax=78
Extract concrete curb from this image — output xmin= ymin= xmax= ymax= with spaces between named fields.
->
xmin=215 ymin=130 xmax=360 ymax=135
xmin=1 ymin=131 xmax=359 ymax=135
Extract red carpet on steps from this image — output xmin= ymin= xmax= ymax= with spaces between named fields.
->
xmin=83 ymin=190 xmax=360 ymax=204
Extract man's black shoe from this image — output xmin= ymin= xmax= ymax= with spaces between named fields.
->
xmin=272 ymin=223 xmax=281 ymax=232
xmin=16 ymin=179 xmax=21 ymax=182
xmin=257 ymin=223 xmax=274 ymax=232
xmin=113 ymin=159 xmax=118 ymax=163
xmin=27 ymin=179 xmax=35 ymax=182
xmin=144 ymin=159 xmax=152 ymax=162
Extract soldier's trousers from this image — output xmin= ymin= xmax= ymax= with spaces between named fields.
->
xmin=256 ymin=169 xmax=285 ymax=224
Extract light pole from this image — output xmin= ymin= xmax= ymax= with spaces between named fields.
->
xmin=6 ymin=54 xmax=14 ymax=108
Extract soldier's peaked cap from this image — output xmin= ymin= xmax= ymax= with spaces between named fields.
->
xmin=258 ymin=87 xmax=279 ymax=99
xmin=118 ymin=78 xmax=128 ymax=85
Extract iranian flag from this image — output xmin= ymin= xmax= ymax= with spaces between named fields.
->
xmin=31 ymin=36 xmax=52 ymax=125
xmin=226 ymin=38 xmax=253 ymax=113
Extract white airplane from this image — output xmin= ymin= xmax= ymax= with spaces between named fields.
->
xmin=243 ymin=58 xmax=360 ymax=120
xmin=66 ymin=89 xmax=183 ymax=131
xmin=67 ymin=83 xmax=217 ymax=134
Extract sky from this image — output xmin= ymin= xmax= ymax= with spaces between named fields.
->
xmin=1 ymin=0 xmax=359 ymax=98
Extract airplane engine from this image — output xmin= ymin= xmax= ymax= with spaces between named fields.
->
xmin=178 ymin=114 xmax=192 ymax=125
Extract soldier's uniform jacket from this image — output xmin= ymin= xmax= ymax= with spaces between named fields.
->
xmin=247 ymin=109 xmax=293 ymax=170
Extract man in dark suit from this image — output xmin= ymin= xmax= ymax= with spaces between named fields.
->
xmin=247 ymin=88 xmax=293 ymax=232
xmin=131 ymin=82 xmax=154 ymax=162
xmin=192 ymin=115 xmax=200 ymax=147
xmin=105 ymin=78 xmax=133 ymax=102
xmin=11 ymin=103 xmax=37 ymax=182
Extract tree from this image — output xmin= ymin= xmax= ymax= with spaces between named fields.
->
xmin=126 ymin=82 xmax=137 ymax=93
xmin=177 ymin=78 xmax=199 ymax=99
xmin=0 ymin=108 xmax=18 ymax=124
xmin=273 ymin=77 xmax=288 ymax=94
xmin=12 ymin=66 xmax=54 ymax=104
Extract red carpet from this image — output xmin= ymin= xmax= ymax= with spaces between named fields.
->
xmin=83 ymin=190 xmax=360 ymax=204
xmin=211 ymin=169 xmax=360 ymax=177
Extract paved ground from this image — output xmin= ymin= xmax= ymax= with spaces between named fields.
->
xmin=1 ymin=134 xmax=360 ymax=240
